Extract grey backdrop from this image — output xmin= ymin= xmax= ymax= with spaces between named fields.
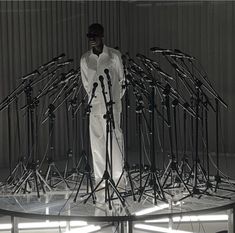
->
xmin=0 ymin=1 xmax=234 ymax=177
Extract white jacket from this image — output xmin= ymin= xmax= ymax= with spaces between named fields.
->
xmin=80 ymin=45 xmax=124 ymax=115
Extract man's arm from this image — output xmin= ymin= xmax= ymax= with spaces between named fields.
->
xmin=116 ymin=51 xmax=125 ymax=98
xmin=80 ymin=57 xmax=91 ymax=96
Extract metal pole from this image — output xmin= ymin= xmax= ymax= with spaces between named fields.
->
xmin=228 ymin=205 xmax=235 ymax=233
xmin=11 ymin=216 xmax=18 ymax=233
xmin=127 ymin=220 xmax=133 ymax=233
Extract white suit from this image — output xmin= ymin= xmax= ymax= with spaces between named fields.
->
xmin=80 ymin=45 xmax=125 ymax=185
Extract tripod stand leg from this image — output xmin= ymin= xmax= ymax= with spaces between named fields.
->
xmin=12 ymin=170 xmax=31 ymax=194
xmin=38 ymin=174 xmax=46 ymax=194
xmin=84 ymin=179 xmax=104 ymax=204
xmin=161 ymin=161 xmax=171 ymax=180
xmin=74 ymin=174 xmax=85 ymax=202
xmin=53 ymin=164 xmax=70 ymax=189
xmin=127 ymin=170 xmax=137 ymax=201
xmin=37 ymin=170 xmax=52 ymax=192
xmin=174 ymin=169 xmax=192 ymax=195
xmin=112 ymin=169 xmax=136 ymax=201
xmin=108 ymin=179 xmax=126 ymax=207
xmin=152 ymin=173 xmax=158 ymax=204
xmin=45 ymin=165 xmax=51 ymax=185
xmin=33 ymin=170 xmax=40 ymax=198
xmin=153 ymin=172 xmax=166 ymax=202
xmin=138 ymin=172 xmax=151 ymax=202
xmin=87 ymin=173 xmax=96 ymax=204
xmin=106 ymin=182 xmax=112 ymax=210
xmin=162 ymin=170 xmax=171 ymax=188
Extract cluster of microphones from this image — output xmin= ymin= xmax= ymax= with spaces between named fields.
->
xmin=22 ymin=53 xmax=74 ymax=80
xmin=119 ymin=46 xmax=213 ymax=118
xmin=90 ymin=68 xmax=112 ymax=99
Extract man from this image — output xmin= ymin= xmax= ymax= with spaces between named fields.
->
xmin=80 ymin=23 xmax=125 ymax=198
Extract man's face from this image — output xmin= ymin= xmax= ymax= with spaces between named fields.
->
xmin=88 ymin=34 xmax=103 ymax=49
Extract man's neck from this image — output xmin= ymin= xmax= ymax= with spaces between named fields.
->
xmin=92 ymin=44 xmax=104 ymax=56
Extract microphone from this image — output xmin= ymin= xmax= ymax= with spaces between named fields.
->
xmin=91 ymin=82 xmax=98 ymax=96
xmin=59 ymin=69 xmax=77 ymax=84
xmin=136 ymin=53 xmax=159 ymax=66
xmin=174 ymin=49 xmax=195 ymax=60
xmin=38 ymin=54 xmax=66 ymax=70
xmin=129 ymin=59 xmax=144 ymax=72
xmin=99 ymin=75 xmax=105 ymax=88
xmin=155 ymin=67 xmax=174 ymax=80
xmin=22 ymin=70 xmax=40 ymax=80
xmin=52 ymin=53 xmax=66 ymax=61
xmin=104 ymin=69 xmax=110 ymax=81
xmin=169 ymin=62 xmax=188 ymax=78
xmin=57 ymin=59 xmax=74 ymax=66
xmin=104 ymin=68 xmax=113 ymax=88
xmin=150 ymin=47 xmax=173 ymax=53
xmin=38 ymin=61 xmax=55 ymax=70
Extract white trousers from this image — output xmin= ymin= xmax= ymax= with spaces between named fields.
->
xmin=89 ymin=113 xmax=124 ymax=185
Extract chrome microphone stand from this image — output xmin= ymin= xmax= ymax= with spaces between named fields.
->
xmin=115 ymin=56 xmax=137 ymax=201
xmin=73 ymin=83 xmax=98 ymax=203
xmin=84 ymin=75 xmax=125 ymax=210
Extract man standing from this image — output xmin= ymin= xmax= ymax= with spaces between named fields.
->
xmin=80 ymin=23 xmax=125 ymax=198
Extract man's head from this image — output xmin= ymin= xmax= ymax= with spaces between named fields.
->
xmin=87 ymin=23 xmax=104 ymax=49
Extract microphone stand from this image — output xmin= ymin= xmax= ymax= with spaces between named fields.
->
xmin=134 ymin=92 xmax=145 ymax=195
xmin=179 ymin=105 xmax=193 ymax=179
xmin=73 ymin=84 xmax=97 ymax=203
xmin=137 ymin=79 xmax=166 ymax=204
xmin=11 ymin=81 xmax=52 ymax=198
xmin=160 ymin=84 xmax=191 ymax=195
xmin=63 ymin=99 xmax=73 ymax=179
xmin=115 ymin=62 xmax=137 ymax=202
xmin=84 ymin=76 xmax=125 ymax=210
xmin=168 ymin=56 xmax=231 ymax=200
xmin=44 ymin=103 xmax=70 ymax=189
xmin=176 ymin=57 xmax=234 ymax=194
xmin=105 ymin=69 xmax=115 ymax=180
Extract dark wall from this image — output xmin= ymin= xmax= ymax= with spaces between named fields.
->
xmin=0 ymin=1 xmax=234 ymax=177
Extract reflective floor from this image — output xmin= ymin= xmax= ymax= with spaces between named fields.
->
xmin=0 ymin=172 xmax=234 ymax=233
xmin=0 ymin=175 xmax=235 ymax=218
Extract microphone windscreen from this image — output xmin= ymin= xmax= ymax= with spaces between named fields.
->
xmin=99 ymin=75 xmax=104 ymax=82
xmin=93 ymin=82 xmax=98 ymax=88
xmin=104 ymin=69 xmax=109 ymax=74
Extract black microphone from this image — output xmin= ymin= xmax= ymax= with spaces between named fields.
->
xmin=38 ymin=54 xmax=66 ymax=70
xmin=155 ymin=67 xmax=174 ymax=80
xmin=104 ymin=69 xmax=112 ymax=88
xmin=99 ymin=75 xmax=105 ymax=87
xmin=174 ymin=49 xmax=195 ymax=60
xmin=22 ymin=70 xmax=40 ymax=80
xmin=104 ymin=69 xmax=110 ymax=81
xmin=129 ymin=59 xmax=144 ymax=72
xmin=38 ymin=61 xmax=55 ymax=70
xmin=136 ymin=53 xmax=159 ymax=66
xmin=57 ymin=59 xmax=74 ymax=66
xmin=59 ymin=69 xmax=77 ymax=84
xmin=91 ymin=82 xmax=98 ymax=96
xmin=53 ymin=53 xmax=66 ymax=61
xmin=169 ymin=62 xmax=188 ymax=78
xmin=150 ymin=47 xmax=173 ymax=53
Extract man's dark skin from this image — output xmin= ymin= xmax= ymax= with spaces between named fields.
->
xmin=88 ymin=31 xmax=104 ymax=57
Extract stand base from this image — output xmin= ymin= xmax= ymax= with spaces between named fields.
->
xmin=84 ymin=170 xmax=126 ymax=210
xmin=12 ymin=162 xmax=52 ymax=198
